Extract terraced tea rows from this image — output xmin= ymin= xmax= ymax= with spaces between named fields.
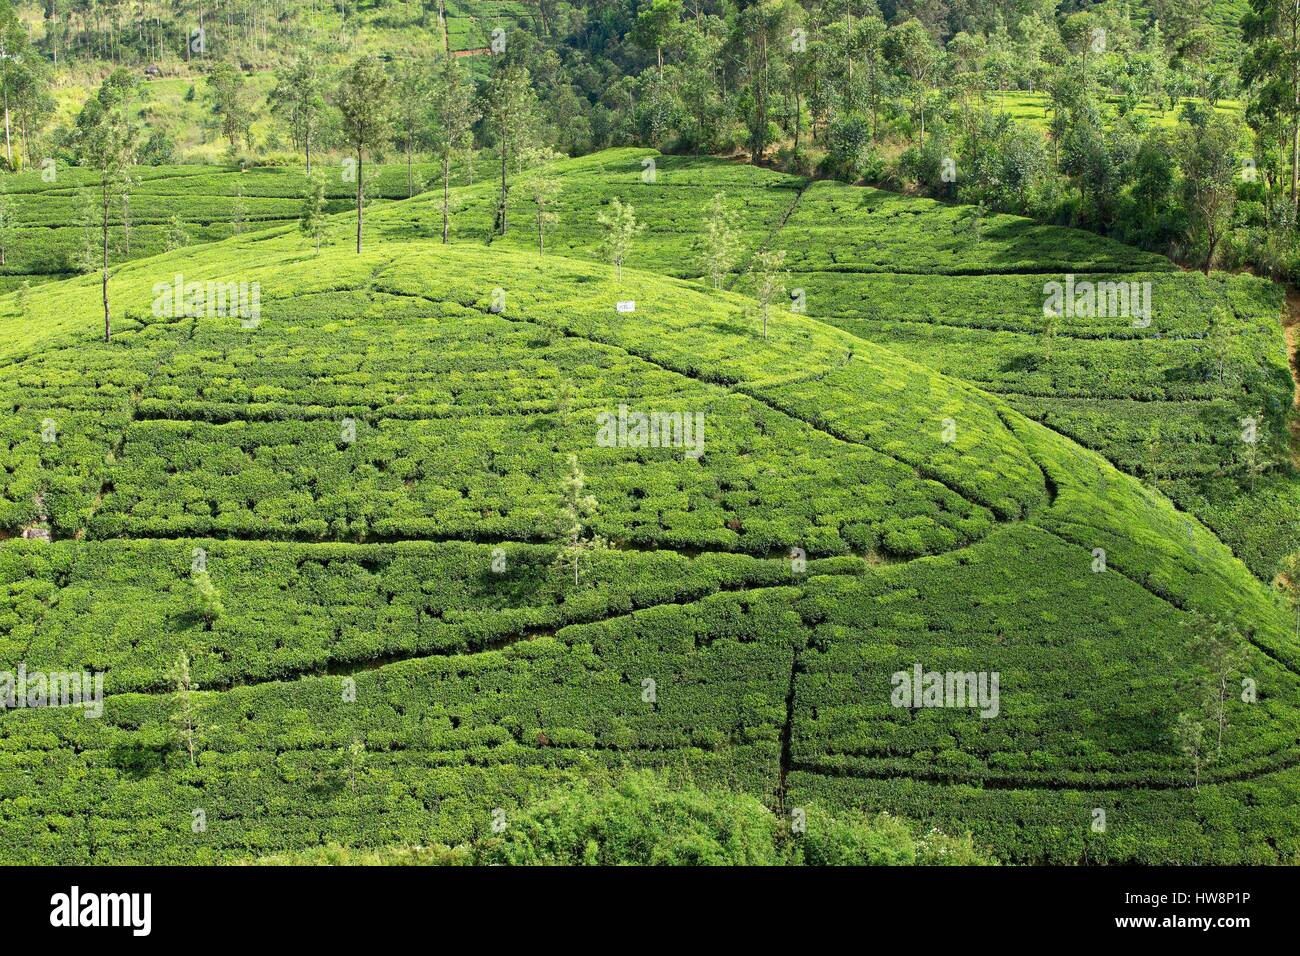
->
xmin=0 ymin=160 xmax=478 ymax=293
xmin=1 ymin=221 xmax=1297 ymax=863
xmin=369 ymin=149 xmax=1297 ymax=580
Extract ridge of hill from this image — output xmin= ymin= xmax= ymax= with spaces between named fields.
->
xmin=364 ymin=148 xmax=1299 ymax=582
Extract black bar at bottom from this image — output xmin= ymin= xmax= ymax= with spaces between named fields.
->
xmin=0 ymin=864 xmax=1286 ymax=941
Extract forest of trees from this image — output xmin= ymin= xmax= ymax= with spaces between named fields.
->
xmin=4 ymin=1 xmax=1300 ymax=278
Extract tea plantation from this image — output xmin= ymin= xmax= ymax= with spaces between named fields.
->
xmin=0 ymin=159 xmax=477 ymax=293
xmin=1 ymin=150 xmax=1298 ymax=864
xmin=369 ymin=149 xmax=1299 ymax=583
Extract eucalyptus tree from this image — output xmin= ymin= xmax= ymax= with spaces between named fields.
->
xmin=429 ymin=56 xmax=478 ymax=242
xmin=269 ymin=53 xmax=329 ymax=174
xmin=335 ymin=55 xmax=394 ymax=254
xmin=482 ymin=62 xmax=540 ymax=236
xmin=72 ymin=68 xmax=137 ymax=341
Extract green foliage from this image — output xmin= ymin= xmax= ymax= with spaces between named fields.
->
xmin=695 ymin=191 xmax=743 ymax=290
xmin=138 ymin=128 xmax=176 ymax=166
xmin=596 ymin=196 xmax=644 ymax=280
xmin=335 ymin=55 xmax=394 ymax=252
xmin=825 ymin=112 xmax=879 ymax=182
xmin=299 ymin=171 xmax=328 ymax=253
xmin=552 ymin=454 xmax=607 ymax=587
xmin=0 ymin=144 xmax=1296 ymax=867
xmin=0 ymin=184 xmax=15 ymax=267
xmin=206 ymin=62 xmax=255 ymax=151
xmin=429 ymin=58 xmax=478 ymax=243
xmin=748 ymin=247 xmax=786 ymax=339
xmin=479 ymin=772 xmax=995 ymax=866
xmin=482 ymin=62 xmax=541 ymax=236
xmin=166 ymin=649 xmax=199 ymax=767
xmin=256 ymin=774 xmax=993 ymax=866
xmin=268 ymin=54 xmax=328 ymax=174
xmin=163 ymin=214 xmax=189 ymax=252
xmin=189 ymin=571 xmax=225 ymax=625
xmin=484 ymin=773 xmax=784 ymax=865
xmin=1176 ymin=103 xmax=1244 ymax=272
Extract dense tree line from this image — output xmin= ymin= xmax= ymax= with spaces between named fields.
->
xmin=7 ymin=1 xmax=1300 ymax=276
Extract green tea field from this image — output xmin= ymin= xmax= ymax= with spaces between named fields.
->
xmin=370 ymin=150 xmax=1300 ymax=585
xmin=2 ymin=147 xmax=1299 ymax=865
xmin=0 ymin=157 xmax=481 ymax=293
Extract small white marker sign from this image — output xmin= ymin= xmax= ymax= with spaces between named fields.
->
xmin=616 ymin=300 xmax=636 ymax=313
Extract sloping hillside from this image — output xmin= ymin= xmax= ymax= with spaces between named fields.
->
xmin=0 ymin=215 xmax=1297 ymax=863
xmin=0 ymin=158 xmax=480 ymax=292
xmin=365 ymin=149 xmax=1298 ymax=582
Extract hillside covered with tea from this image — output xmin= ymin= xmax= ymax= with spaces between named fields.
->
xmin=1 ymin=158 xmax=1298 ymax=862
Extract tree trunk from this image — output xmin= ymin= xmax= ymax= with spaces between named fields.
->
xmin=793 ymin=89 xmax=801 ymax=152
xmin=3 ymin=87 xmax=11 ymax=168
xmin=499 ymin=134 xmax=508 ymax=235
xmin=442 ymin=153 xmax=450 ymax=243
xmin=407 ymin=139 xmax=414 ymax=197
xmin=1293 ymin=115 xmax=1299 ymax=217
xmin=356 ymin=150 xmax=363 ymax=254
xmin=305 ymin=135 xmax=311 ymax=175
xmin=101 ymin=183 xmax=110 ymax=342
xmin=869 ymin=66 xmax=878 ymax=141
xmin=1217 ymin=681 xmax=1227 ymax=756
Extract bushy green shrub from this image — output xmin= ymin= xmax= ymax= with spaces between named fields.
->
xmin=476 ymin=773 xmax=994 ymax=866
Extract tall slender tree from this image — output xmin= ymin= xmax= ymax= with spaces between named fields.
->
xmin=72 ymin=68 xmax=137 ymax=342
xmin=207 ymin=61 xmax=254 ymax=152
xmin=167 ymin=649 xmax=200 ymax=767
xmin=0 ymin=0 xmax=31 ymax=168
xmin=429 ymin=56 xmax=477 ymax=244
xmin=299 ymin=170 xmax=327 ymax=255
xmin=738 ymin=0 xmax=793 ymax=165
xmin=597 ymin=197 xmax=644 ymax=281
xmin=269 ymin=53 xmax=328 ymax=174
xmin=531 ymin=174 xmax=561 ymax=254
xmin=336 ymin=55 xmax=394 ymax=254
xmin=393 ymin=57 xmax=435 ymax=197
xmin=1242 ymin=0 xmax=1300 ymax=214
xmin=749 ymin=247 xmax=787 ymax=339
xmin=632 ymin=0 xmax=683 ymax=72
xmin=482 ymin=62 xmax=539 ymax=236
xmin=885 ymin=17 xmax=940 ymax=149
xmin=1177 ymin=104 xmax=1242 ymax=274
xmin=0 ymin=1 xmax=49 ymax=170
xmin=696 ymin=191 xmax=743 ymax=290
